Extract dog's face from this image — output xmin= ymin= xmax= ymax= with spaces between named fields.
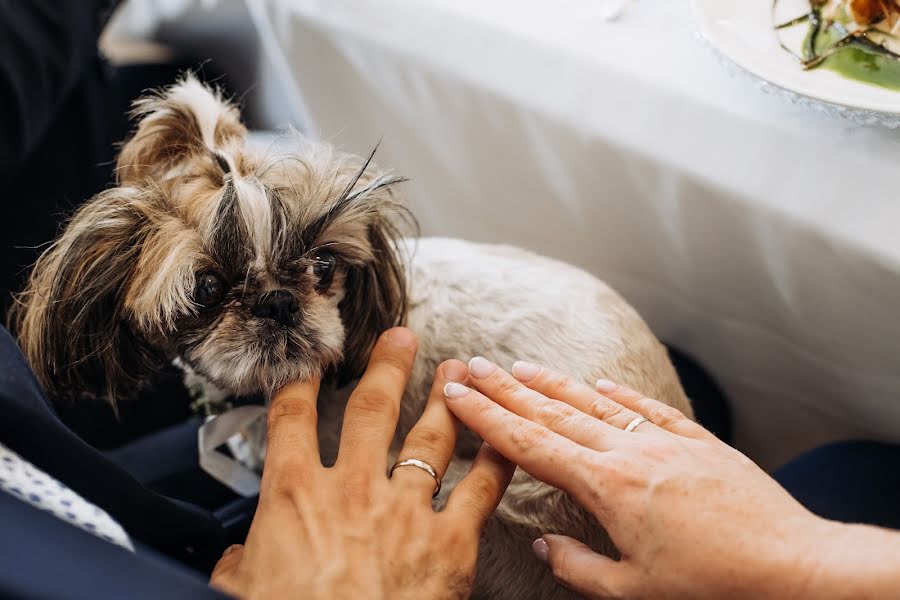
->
xmin=11 ymin=76 xmax=410 ymax=404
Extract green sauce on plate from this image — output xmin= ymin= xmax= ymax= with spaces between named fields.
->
xmin=806 ymin=18 xmax=900 ymax=90
xmin=822 ymin=45 xmax=900 ymax=91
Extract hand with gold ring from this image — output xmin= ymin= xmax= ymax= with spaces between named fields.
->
xmin=210 ymin=329 xmax=515 ymax=600
xmin=442 ymin=357 xmax=896 ymax=600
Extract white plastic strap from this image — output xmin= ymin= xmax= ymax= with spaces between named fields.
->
xmin=198 ymin=405 xmax=267 ymax=497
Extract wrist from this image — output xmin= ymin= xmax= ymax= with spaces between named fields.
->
xmin=733 ymin=513 xmax=834 ymax=600
xmin=794 ymin=518 xmax=900 ymax=599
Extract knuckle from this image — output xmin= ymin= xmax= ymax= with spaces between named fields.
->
xmin=509 ymin=423 xmax=546 ymax=454
xmin=398 ymin=494 xmax=426 ymax=518
xmin=444 ymin=523 xmax=479 ymax=554
xmin=267 ymin=398 xmax=314 ymax=431
xmin=472 ymin=396 xmax=499 ymax=421
xmin=534 ymin=403 xmax=571 ymax=430
xmin=467 ymin=472 xmax=499 ymax=502
xmin=646 ymin=402 xmax=685 ymax=426
xmin=407 ymin=425 xmax=449 ymax=454
xmin=544 ymin=372 xmax=573 ymax=399
xmin=587 ymin=399 xmax=626 ymax=423
xmin=494 ymin=375 xmax=524 ymax=399
xmin=639 ymin=439 xmax=671 ymax=461
xmin=349 ymin=389 xmax=395 ymax=418
xmin=264 ymin=462 xmax=307 ymax=501
xmin=341 ymin=469 xmax=373 ymax=505
xmin=588 ymin=457 xmax=619 ymax=483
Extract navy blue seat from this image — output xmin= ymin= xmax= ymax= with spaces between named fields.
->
xmin=0 ymin=326 xmax=232 ymax=598
xmin=775 ymin=440 xmax=900 ymax=530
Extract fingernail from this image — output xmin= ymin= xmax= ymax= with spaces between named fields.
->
xmin=444 ymin=382 xmax=471 ymax=399
xmin=442 ymin=360 xmax=468 ymax=382
xmin=512 ymin=360 xmax=541 ymax=382
xmin=532 ymin=538 xmax=550 ymax=564
xmin=468 ymin=356 xmax=496 ymax=379
xmin=595 ymin=379 xmax=616 ymax=393
xmin=223 ymin=544 xmax=241 ymax=555
xmin=386 ymin=327 xmax=416 ymax=348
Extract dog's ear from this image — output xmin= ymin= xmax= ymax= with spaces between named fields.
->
xmin=318 ymin=156 xmax=415 ymax=386
xmin=117 ymin=73 xmax=247 ymax=186
xmin=335 ymin=218 xmax=410 ymax=386
xmin=8 ymin=189 xmax=164 ymax=407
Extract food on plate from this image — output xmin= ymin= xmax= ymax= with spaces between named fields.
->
xmin=817 ymin=0 xmax=900 ymax=29
xmin=774 ymin=0 xmax=900 ymax=89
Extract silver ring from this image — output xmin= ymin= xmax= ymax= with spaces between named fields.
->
xmin=390 ymin=458 xmax=442 ymax=498
xmin=624 ymin=416 xmax=650 ymax=433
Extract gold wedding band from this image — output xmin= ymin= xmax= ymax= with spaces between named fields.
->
xmin=390 ymin=458 xmax=442 ymax=498
xmin=624 ymin=416 xmax=650 ymax=433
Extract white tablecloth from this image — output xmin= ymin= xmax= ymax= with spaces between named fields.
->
xmin=138 ymin=0 xmax=900 ymax=468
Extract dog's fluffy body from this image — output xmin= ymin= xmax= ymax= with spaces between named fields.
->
xmin=11 ymin=76 xmax=691 ymax=599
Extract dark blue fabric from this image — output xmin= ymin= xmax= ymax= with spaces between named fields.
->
xmin=105 ymin=417 xmax=239 ymax=511
xmin=0 ymin=326 xmax=232 ymax=597
xmin=774 ymin=440 xmax=900 ymax=530
xmin=0 ymin=491 xmax=228 ymax=600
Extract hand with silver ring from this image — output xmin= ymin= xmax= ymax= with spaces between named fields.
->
xmin=210 ymin=328 xmax=515 ymax=600
xmin=443 ymin=358 xmax=870 ymax=600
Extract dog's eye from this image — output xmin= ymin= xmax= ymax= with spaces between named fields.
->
xmin=313 ymin=251 xmax=336 ymax=290
xmin=195 ymin=273 xmax=226 ymax=308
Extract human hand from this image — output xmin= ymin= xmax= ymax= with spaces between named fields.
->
xmin=443 ymin=358 xmax=834 ymax=600
xmin=210 ymin=329 xmax=515 ymax=600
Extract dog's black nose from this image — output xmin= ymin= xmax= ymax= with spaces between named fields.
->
xmin=252 ymin=290 xmax=299 ymax=326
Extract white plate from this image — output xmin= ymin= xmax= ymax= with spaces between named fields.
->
xmin=692 ymin=0 xmax=900 ymax=115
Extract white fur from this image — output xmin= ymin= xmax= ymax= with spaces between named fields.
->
xmin=232 ymin=175 xmax=273 ymax=264
xmin=166 ymin=76 xmax=227 ymax=150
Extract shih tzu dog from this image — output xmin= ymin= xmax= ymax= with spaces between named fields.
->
xmin=10 ymin=76 xmax=692 ymax=599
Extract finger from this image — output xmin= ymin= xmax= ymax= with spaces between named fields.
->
xmin=392 ymin=360 xmax=467 ymax=501
xmin=336 ymin=327 xmax=418 ymax=470
xmin=536 ymin=535 xmax=632 ymax=600
xmin=266 ymin=377 xmax=322 ymax=470
xmin=444 ymin=381 xmax=597 ymax=494
xmin=468 ymin=357 xmax=628 ymax=449
xmin=510 ymin=361 xmax=656 ymax=433
xmin=210 ymin=544 xmax=244 ymax=583
xmin=595 ymin=379 xmax=714 ymax=441
xmin=444 ymin=443 xmax=516 ymax=530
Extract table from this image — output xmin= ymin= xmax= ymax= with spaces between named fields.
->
xmin=134 ymin=0 xmax=900 ymax=468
